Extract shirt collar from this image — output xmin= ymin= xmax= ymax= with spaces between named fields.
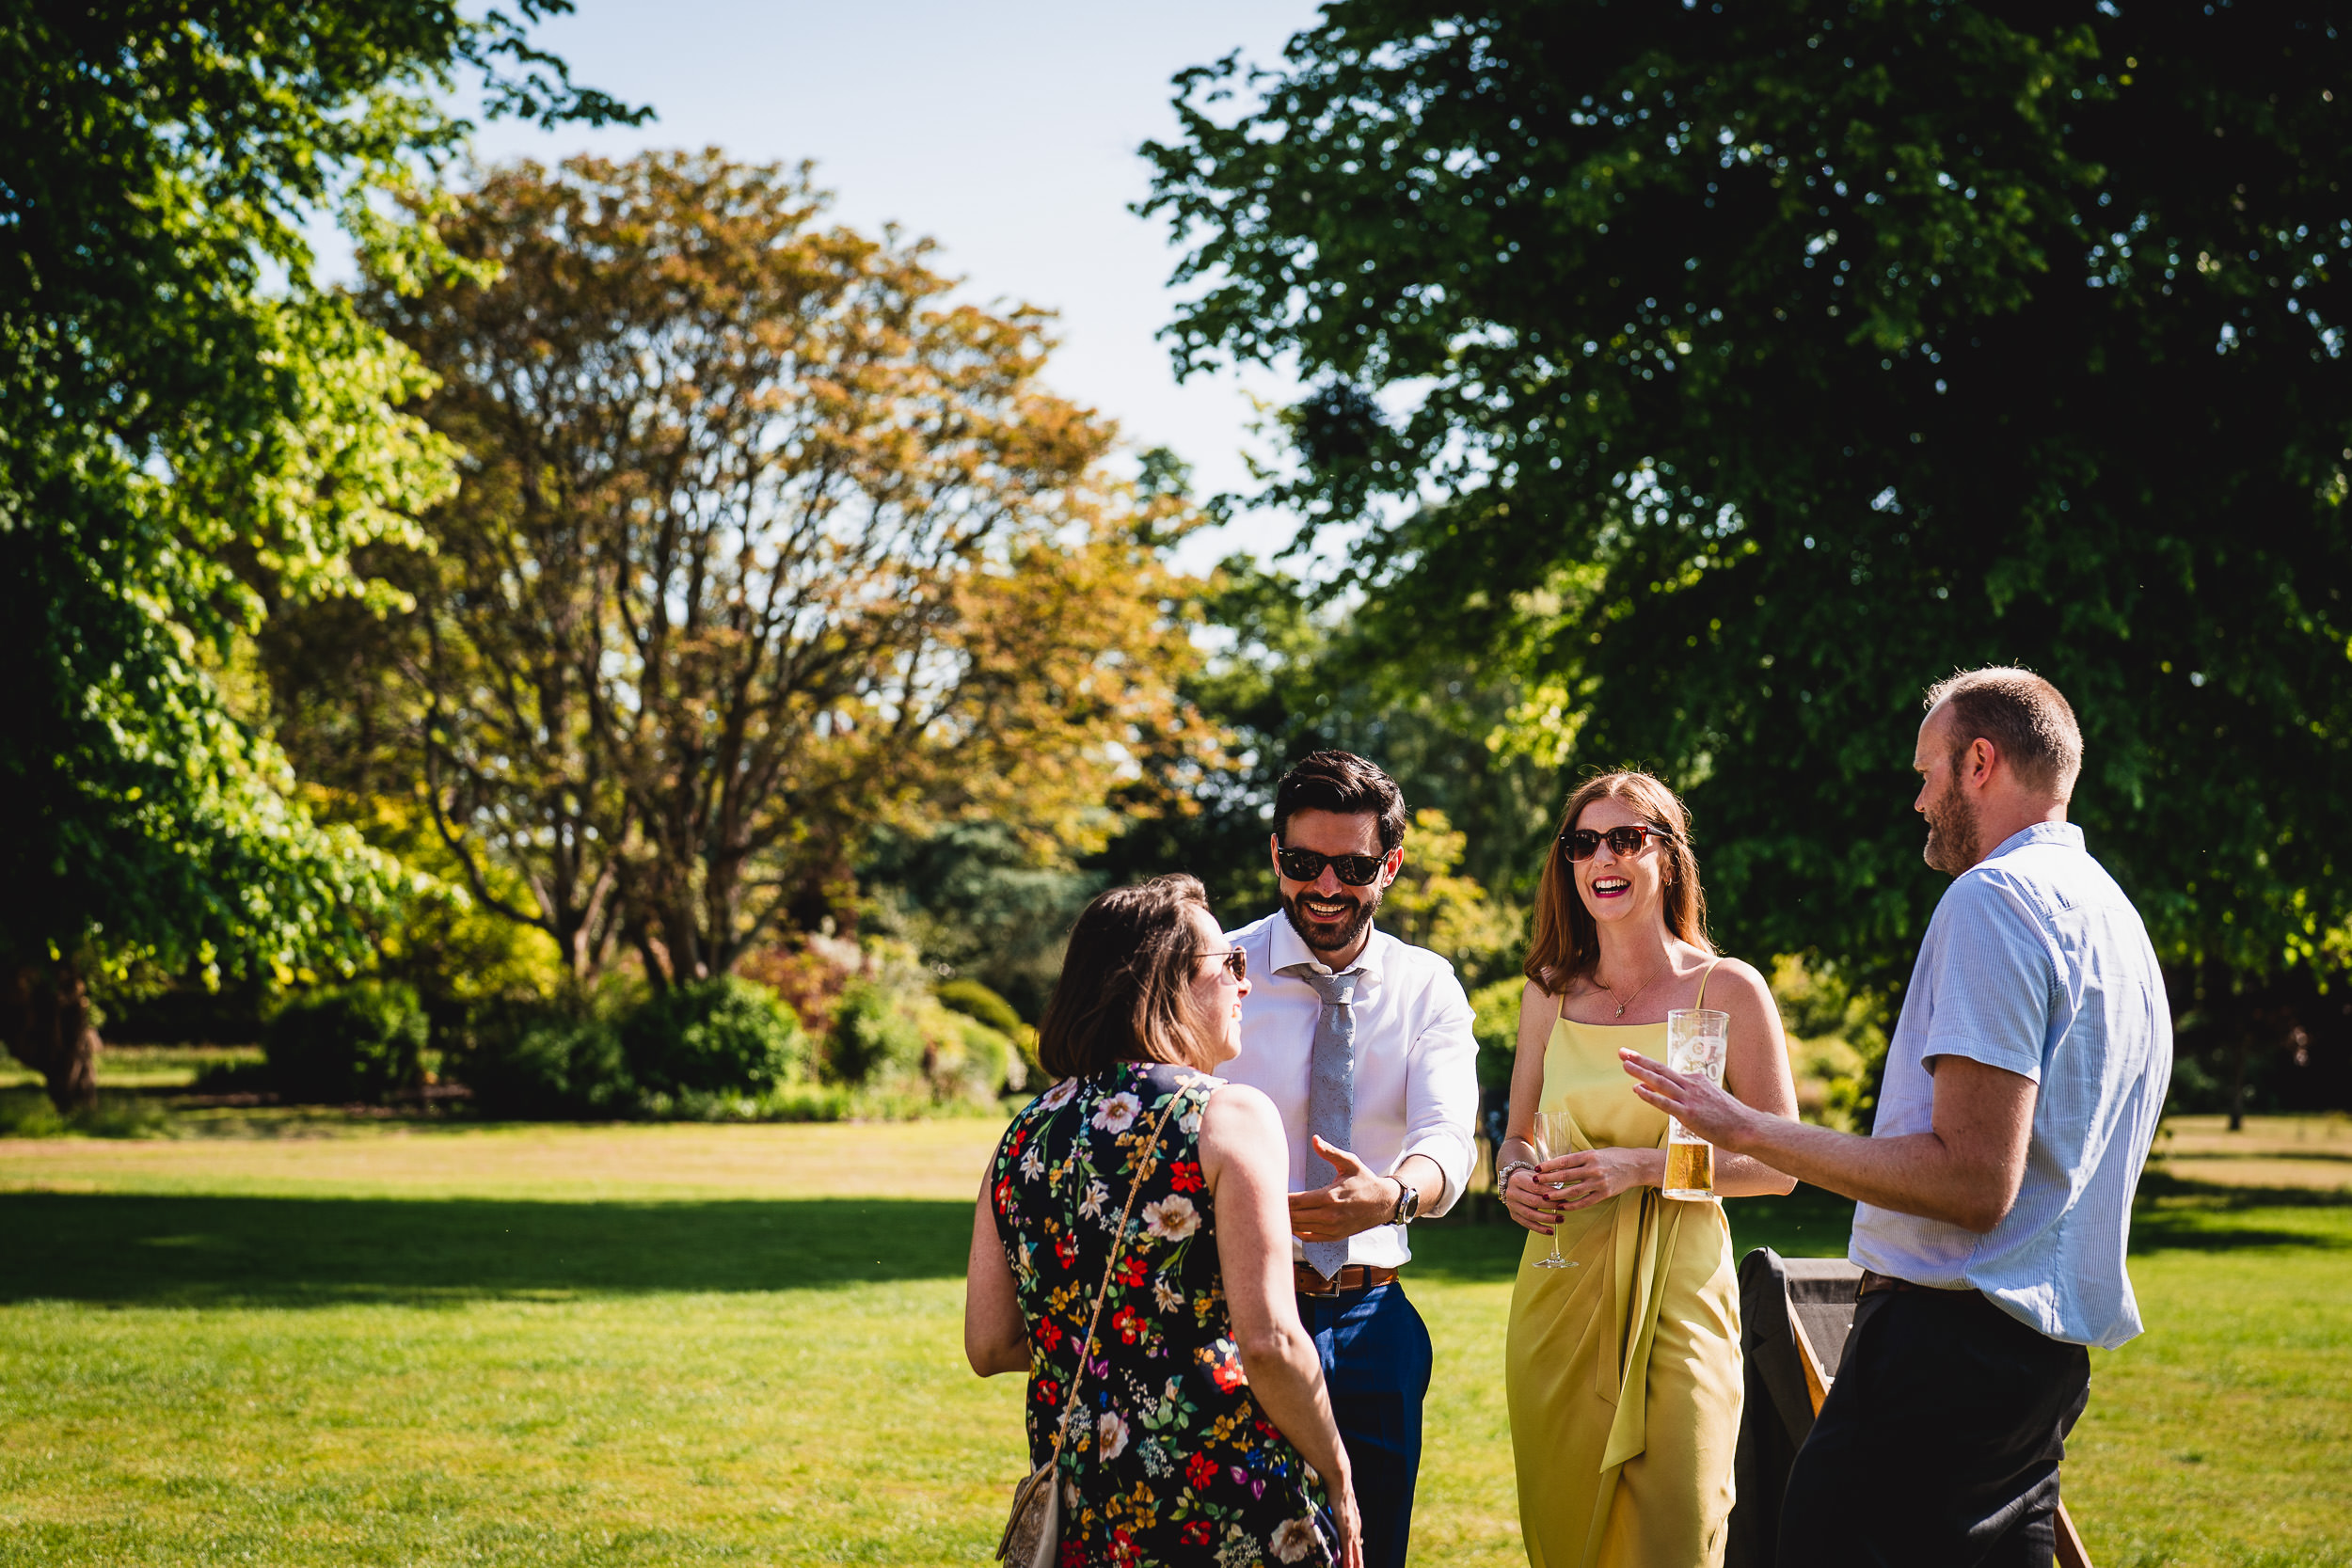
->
xmin=1263 ymin=906 xmax=1388 ymax=982
xmin=1986 ymin=820 xmax=2085 ymax=860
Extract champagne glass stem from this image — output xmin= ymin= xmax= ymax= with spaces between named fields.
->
xmin=1530 ymin=1112 xmax=1580 ymax=1270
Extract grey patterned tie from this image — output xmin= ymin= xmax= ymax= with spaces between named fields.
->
xmin=1284 ymin=964 xmax=1360 ymax=1282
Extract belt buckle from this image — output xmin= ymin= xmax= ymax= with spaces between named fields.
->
xmin=1298 ymin=1266 xmax=1345 ymax=1298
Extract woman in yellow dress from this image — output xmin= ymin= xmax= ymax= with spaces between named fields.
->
xmin=1496 ymin=771 xmax=1799 ymax=1568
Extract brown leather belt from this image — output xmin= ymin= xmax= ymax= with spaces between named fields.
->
xmin=1295 ymin=1263 xmax=1400 ymax=1298
xmin=1858 ymin=1269 xmax=1976 ymax=1298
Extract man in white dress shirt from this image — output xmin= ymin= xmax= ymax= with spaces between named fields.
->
xmin=1220 ymin=751 xmax=1480 ymax=1568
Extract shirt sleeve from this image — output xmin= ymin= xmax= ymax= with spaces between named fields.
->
xmin=1394 ymin=966 xmax=1482 ymax=1214
xmin=1917 ymin=872 xmax=2057 ymax=1084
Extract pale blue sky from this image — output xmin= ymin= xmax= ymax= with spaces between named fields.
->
xmin=465 ymin=0 xmax=1328 ymax=570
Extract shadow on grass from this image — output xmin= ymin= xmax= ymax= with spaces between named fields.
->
xmin=11 ymin=1175 xmax=2338 ymax=1308
xmin=8 ymin=1184 xmax=1865 ymax=1306
xmin=1406 ymin=1183 xmax=1860 ymax=1285
xmin=2127 ymin=1169 xmax=2352 ymax=1254
xmin=0 ymin=1192 xmax=976 ymax=1307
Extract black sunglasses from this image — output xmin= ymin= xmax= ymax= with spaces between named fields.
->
xmin=1275 ymin=846 xmax=1390 ymax=886
xmin=1198 ymin=947 xmax=1248 ymax=982
xmin=1560 ymin=824 xmax=1676 ymax=861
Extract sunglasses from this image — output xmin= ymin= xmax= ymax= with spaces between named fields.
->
xmin=1275 ymin=846 xmax=1391 ymax=886
xmin=1198 ymin=947 xmax=1248 ymax=982
xmin=1560 ymin=824 xmax=1676 ymax=861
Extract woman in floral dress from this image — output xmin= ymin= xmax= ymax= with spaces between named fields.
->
xmin=966 ymin=875 xmax=1363 ymax=1568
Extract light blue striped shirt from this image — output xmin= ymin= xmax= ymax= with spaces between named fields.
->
xmin=1850 ymin=822 xmax=2171 ymax=1348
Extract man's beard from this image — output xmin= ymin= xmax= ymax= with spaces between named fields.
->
xmin=1921 ymin=768 xmax=1983 ymax=875
xmin=1281 ymin=886 xmax=1380 ymax=956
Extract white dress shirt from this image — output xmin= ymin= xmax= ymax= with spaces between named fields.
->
xmin=1221 ymin=910 xmax=1481 ymax=1269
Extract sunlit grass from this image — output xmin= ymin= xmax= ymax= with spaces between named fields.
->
xmin=0 ymin=1045 xmax=262 ymax=1092
xmin=0 ymin=1120 xmax=2344 ymax=1566
xmin=2152 ymin=1113 xmax=2352 ymax=1194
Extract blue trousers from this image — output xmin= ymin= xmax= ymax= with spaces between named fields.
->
xmin=1296 ymin=1280 xmax=1432 ymax=1568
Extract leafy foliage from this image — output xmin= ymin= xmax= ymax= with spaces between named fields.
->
xmin=1381 ymin=809 xmax=1526 ymax=988
xmin=0 ymin=2 xmax=639 ymax=1106
xmin=1767 ymin=955 xmax=1886 ymax=1132
xmin=934 ymin=979 xmax=1027 ymax=1037
xmin=859 ymin=822 xmax=1103 ymax=1023
xmin=457 ymin=1005 xmax=635 ymax=1121
xmin=621 ymin=978 xmax=808 ymax=1100
xmin=827 ymin=964 xmax=1017 ymax=1105
xmin=1094 ymin=552 xmax=1561 ymax=928
xmin=267 ymin=150 xmax=1208 ymax=990
xmin=1467 ymin=975 xmax=1525 ymax=1101
xmin=264 ymin=981 xmax=432 ymax=1104
xmin=1143 ymin=1 xmax=2352 ymax=994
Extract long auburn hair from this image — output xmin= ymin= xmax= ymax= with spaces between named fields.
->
xmin=1037 ymin=875 xmax=1221 ymax=1079
xmin=1522 ymin=771 xmax=1713 ymax=994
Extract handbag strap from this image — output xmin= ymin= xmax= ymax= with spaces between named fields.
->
xmin=1047 ymin=1075 xmax=1189 ymax=1458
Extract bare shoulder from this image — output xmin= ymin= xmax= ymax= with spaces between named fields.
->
xmin=1199 ymin=1082 xmax=1284 ymax=1188
xmin=1701 ymin=954 xmax=1780 ymax=1017
xmin=1517 ymin=975 xmax=1565 ymax=1043
xmin=1201 ymin=1080 xmax=1281 ymax=1137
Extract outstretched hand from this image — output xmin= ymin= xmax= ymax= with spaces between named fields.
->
xmin=1288 ymin=1136 xmax=1402 ymax=1243
xmin=1619 ymin=1049 xmax=1757 ymax=1149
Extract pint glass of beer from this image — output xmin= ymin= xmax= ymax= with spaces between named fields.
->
xmin=1661 ymin=1007 xmax=1729 ymax=1201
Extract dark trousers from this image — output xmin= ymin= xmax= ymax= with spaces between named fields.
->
xmin=1296 ymin=1280 xmax=1431 ymax=1568
xmin=1778 ymin=1287 xmax=2090 ymax=1568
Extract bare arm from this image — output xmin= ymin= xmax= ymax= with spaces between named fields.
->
xmin=1200 ymin=1084 xmax=1363 ymax=1568
xmin=963 ymin=1171 xmax=1029 ymax=1376
xmin=1498 ymin=980 xmax=1581 ymax=1232
xmin=1623 ymin=1051 xmax=2036 ymax=1233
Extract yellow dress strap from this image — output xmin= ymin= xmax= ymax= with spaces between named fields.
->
xmin=1694 ymin=957 xmax=1724 ymax=1008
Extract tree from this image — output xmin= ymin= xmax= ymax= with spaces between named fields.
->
xmin=1144 ymin=1 xmax=2352 ymax=998
xmin=0 ymin=3 xmax=641 ymax=1107
xmin=1095 ymin=545 xmax=1563 ymax=913
xmin=276 ymin=151 xmax=1207 ymax=989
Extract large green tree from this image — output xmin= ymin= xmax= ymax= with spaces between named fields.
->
xmin=0 ymin=2 xmax=640 ymax=1106
xmin=266 ymin=152 xmax=1210 ymax=991
xmin=1144 ymin=2 xmax=2352 ymax=1008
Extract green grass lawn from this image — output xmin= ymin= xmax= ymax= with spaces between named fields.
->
xmin=2 ymin=1117 xmax=2345 ymax=1566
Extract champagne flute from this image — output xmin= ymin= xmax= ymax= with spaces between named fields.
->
xmin=1529 ymin=1111 xmax=1578 ymax=1270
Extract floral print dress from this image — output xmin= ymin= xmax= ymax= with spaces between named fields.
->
xmin=991 ymin=1059 xmax=1334 ymax=1568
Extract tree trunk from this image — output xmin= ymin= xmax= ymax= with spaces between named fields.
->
xmin=6 ymin=960 xmax=101 ymax=1113
xmin=2227 ymin=1031 xmax=2249 ymax=1132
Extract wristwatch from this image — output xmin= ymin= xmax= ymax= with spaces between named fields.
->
xmin=1391 ymin=1179 xmax=1422 ymax=1227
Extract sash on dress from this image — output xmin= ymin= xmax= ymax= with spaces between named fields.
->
xmin=1539 ymin=1097 xmax=1688 ymax=1567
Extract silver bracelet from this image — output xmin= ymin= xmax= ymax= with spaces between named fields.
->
xmin=1496 ymin=1160 xmax=1538 ymax=1194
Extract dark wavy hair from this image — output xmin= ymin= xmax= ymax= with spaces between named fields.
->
xmin=1037 ymin=875 xmax=1221 ymax=1079
xmin=1523 ymin=771 xmax=1714 ymax=993
xmin=1273 ymin=750 xmax=1409 ymax=852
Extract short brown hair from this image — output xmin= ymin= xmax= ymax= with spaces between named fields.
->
xmin=1274 ymin=751 xmax=1409 ymax=852
xmin=1036 ymin=875 xmax=1221 ymax=1079
xmin=1522 ymin=771 xmax=1713 ymax=993
xmin=1924 ymin=667 xmax=2083 ymax=800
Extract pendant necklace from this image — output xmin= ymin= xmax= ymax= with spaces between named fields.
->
xmin=1600 ymin=965 xmax=1664 ymax=1020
